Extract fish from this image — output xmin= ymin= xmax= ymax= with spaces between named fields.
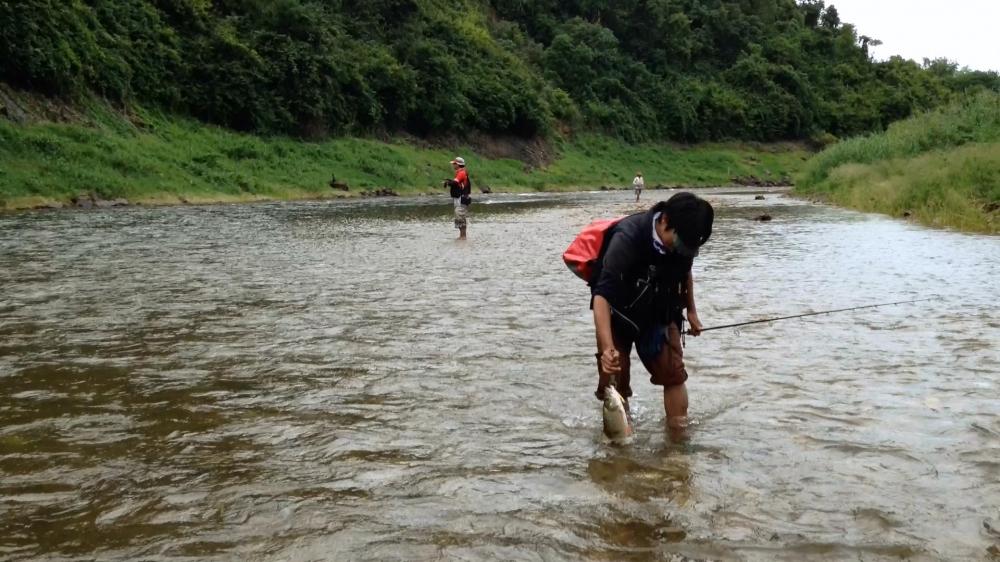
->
xmin=602 ymin=383 xmax=633 ymax=443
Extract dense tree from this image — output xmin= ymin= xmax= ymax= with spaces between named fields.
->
xmin=1 ymin=0 xmax=995 ymax=141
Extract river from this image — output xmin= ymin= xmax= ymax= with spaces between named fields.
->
xmin=1 ymin=189 xmax=998 ymax=561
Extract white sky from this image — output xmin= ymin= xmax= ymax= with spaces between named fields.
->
xmin=828 ymin=0 xmax=1000 ymax=72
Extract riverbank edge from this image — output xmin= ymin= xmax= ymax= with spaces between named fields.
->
xmin=1 ymin=87 xmax=809 ymax=213
xmin=0 ymin=139 xmax=806 ymax=210
xmin=793 ymin=92 xmax=1000 ymax=234
xmin=2 ymin=182 xmax=796 ymax=213
xmin=793 ymin=142 xmax=1000 ymax=234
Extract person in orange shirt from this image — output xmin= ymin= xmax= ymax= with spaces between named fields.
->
xmin=444 ymin=156 xmax=471 ymax=240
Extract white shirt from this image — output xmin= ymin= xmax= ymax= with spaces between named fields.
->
xmin=633 ymin=176 xmax=645 ymax=189
xmin=651 ymin=212 xmax=667 ymax=255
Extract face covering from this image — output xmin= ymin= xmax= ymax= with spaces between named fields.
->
xmin=673 ymin=232 xmax=699 ymax=257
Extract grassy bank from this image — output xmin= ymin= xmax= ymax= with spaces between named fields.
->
xmin=795 ymin=92 xmax=1000 ymax=233
xmin=0 ymin=101 xmax=807 ymax=211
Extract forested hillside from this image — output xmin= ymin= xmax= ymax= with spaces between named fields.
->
xmin=2 ymin=0 xmax=997 ymax=143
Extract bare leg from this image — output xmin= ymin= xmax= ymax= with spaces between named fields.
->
xmin=639 ymin=324 xmax=689 ymax=441
xmin=663 ymin=383 xmax=689 ymax=441
xmin=458 ymin=226 xmax=467 ymax=240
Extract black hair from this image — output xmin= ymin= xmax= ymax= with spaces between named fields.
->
xmin=654 ymin=192 xmax=714 ymax=247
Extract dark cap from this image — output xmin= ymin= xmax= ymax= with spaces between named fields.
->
xmin=655 ymin=192 xmax=714 ymax=252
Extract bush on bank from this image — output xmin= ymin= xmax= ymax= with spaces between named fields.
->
xmin=795 ymin=92 xmax=1000 ymax=233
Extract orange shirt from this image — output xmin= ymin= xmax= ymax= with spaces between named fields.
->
xmin=454 ymin=168 xmax=468 ymax=189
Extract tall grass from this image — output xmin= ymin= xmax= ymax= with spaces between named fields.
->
xmin=796 ymin=92 xmax=1000 ymax=233
xmin=798 ymin=92 xmax=1000 ymax=189
xmin=0 ymin=107 xmax=807 ymax=210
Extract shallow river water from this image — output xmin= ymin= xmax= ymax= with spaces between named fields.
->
xmin=1 ymin=189 xmax=998 ymax=561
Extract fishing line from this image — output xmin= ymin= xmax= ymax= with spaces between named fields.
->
xmin=686 ymin=297 xmax=936 ymax=335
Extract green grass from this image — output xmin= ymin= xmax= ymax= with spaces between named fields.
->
xmin=795 ymin=92 xmax=1000 ymax=233
xmin=0 ymin=105 xmax=808 ymax=210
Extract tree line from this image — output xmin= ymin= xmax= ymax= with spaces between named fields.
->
xmin=1 ymin=0 xmax=997 ymax=143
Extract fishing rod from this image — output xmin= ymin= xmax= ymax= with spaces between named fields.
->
xmin=686 ymin=297 xmax=936 ymax=335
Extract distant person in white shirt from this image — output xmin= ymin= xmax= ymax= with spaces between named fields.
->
xmin=633 ymin=172 xmax=645 ymax=203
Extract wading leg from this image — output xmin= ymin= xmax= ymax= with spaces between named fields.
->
xmin=640 ymin=323 xmax=689 ymax=440
xmin=454 ymin=205 xmax=468 ymax=239
xmin=663 ymin=383 xmax=689 ymax=438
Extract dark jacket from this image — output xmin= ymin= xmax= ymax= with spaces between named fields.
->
xmin=590 ymin=205 xmax=694 ymax=332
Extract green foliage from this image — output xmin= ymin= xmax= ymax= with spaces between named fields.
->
xmin=2 ymin=0 xmax=997 ymax=142
xmin=798 ymin=91 xmax=1000 ymax=188
xmin=796 ymin=92 xmax=1000 ymax=232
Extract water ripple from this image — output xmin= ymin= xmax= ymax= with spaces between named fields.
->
xmin=1 ymin=191 xmax=998 ymax=561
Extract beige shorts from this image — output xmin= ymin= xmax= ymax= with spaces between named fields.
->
xmin=454 ymin=203 xmax=468 ymax=229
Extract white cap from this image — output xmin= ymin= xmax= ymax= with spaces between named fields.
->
xmin=450 ymin=156 xmax=466 ymax=167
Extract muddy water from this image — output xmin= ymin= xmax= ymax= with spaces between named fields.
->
xmin=1 ymin=190 xmax=998 ymax=561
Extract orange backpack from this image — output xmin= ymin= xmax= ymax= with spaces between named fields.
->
xmin=563 ymin=217 xmax=624 ymax=283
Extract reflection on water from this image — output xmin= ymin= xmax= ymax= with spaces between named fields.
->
xmin=1 ymin=189 xmax=998 ymax=561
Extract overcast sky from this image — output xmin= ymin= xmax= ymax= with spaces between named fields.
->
xmin=828 ymin=0 xmax=999 ymax=72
